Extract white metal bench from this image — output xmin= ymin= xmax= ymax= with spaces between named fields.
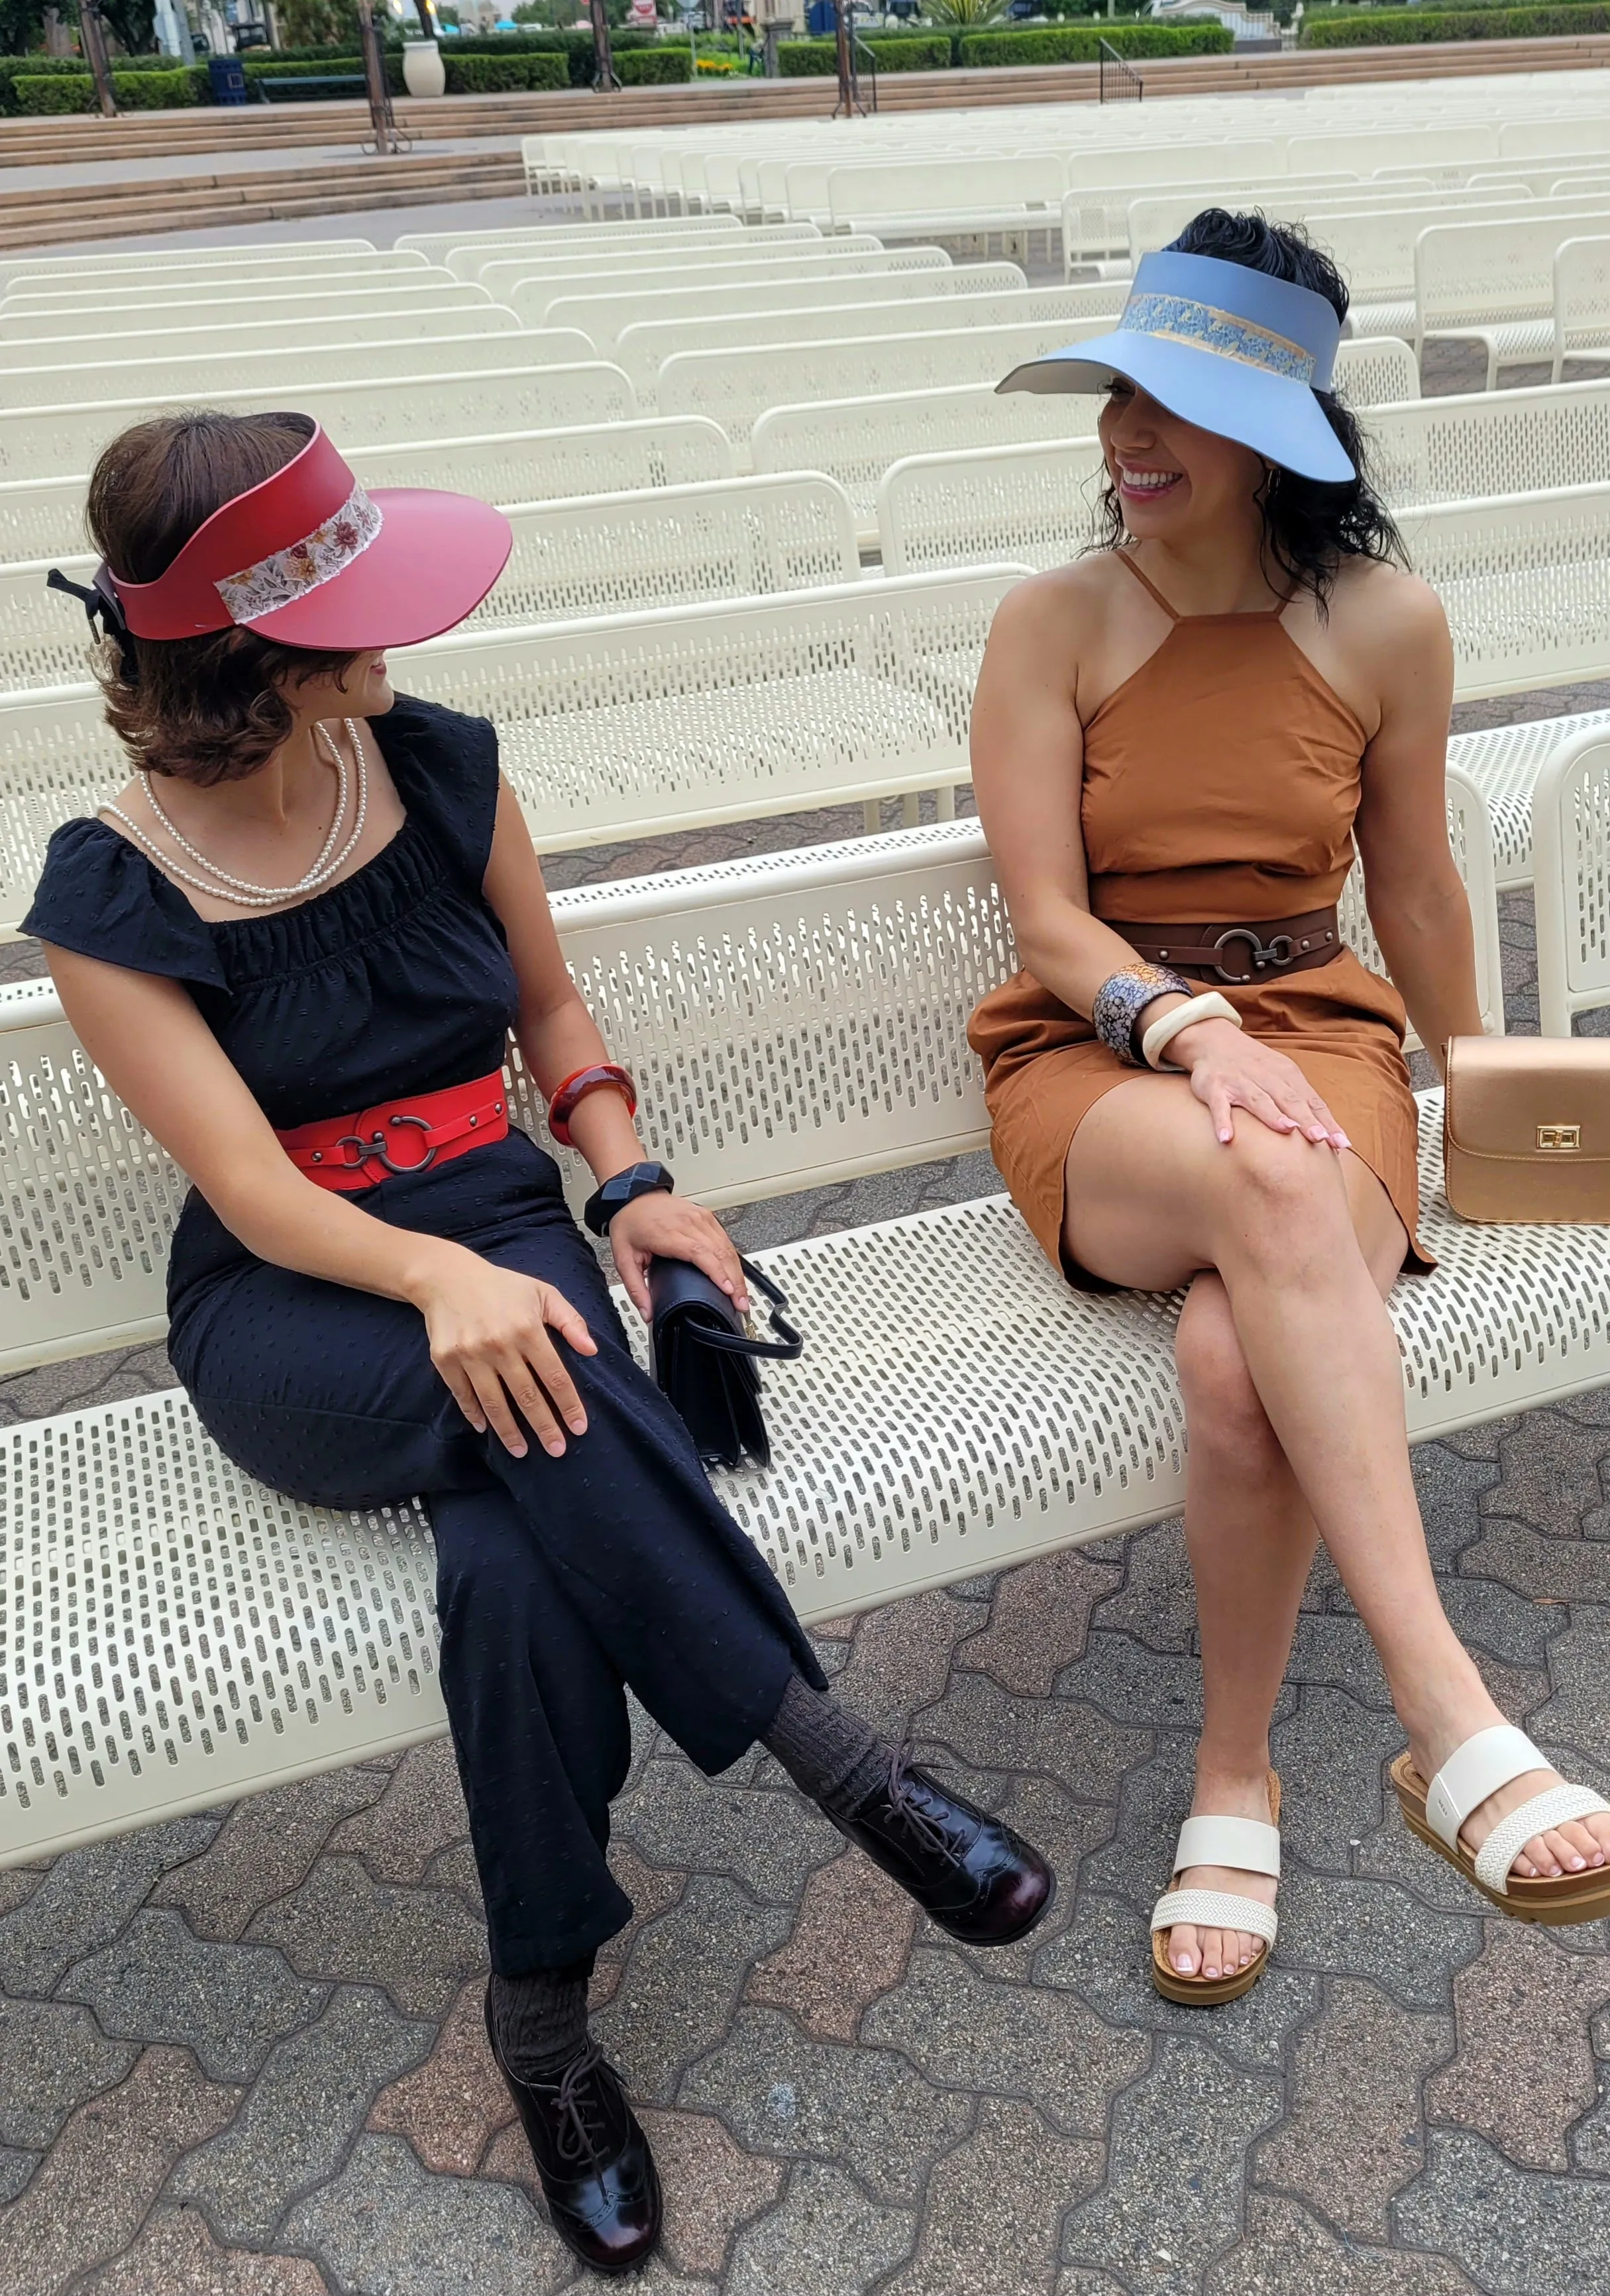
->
xmin=0 ymin=564 xmax=1027 ymax=924
xmin=1552 ymin=237 xmax=1610 ymax=378
xmin=1534 ymin=726 xmax=1610 ymax=1035
xmin=519 ymin=245 xmax=953 ymax=338
xmin=0 ymin=329 xmax=602 ymax=415
xmin=0 ymin=242 xmax=397 ymax=299
xmin=539 ymin=257 xmax=1016 ymax=362
xmin=0 ymin=305 xmax=523 ymax=370
xmin=10 ymin=769 xmax=1599 ymax=1875
xmin=658 ymin=317 xmax=1120 ymax=461
xmin=0 ymin=278 xmax=491 ymax=343
xmin=0 ymin=363 xmax=639 ymax=485
xmin=1403 ymin=482 xmax=1610 ymax=700
xmin=824 ymin=156 xmax=1069 ymax=252
xmin=0 ymin=416 xmax=734 ymax=567
xmin=466 ymin=227 xmax=828 ymax=299
xmin=1417 ymin=209 xmax=1610 ymax=386
xmin=0 ymin=473 xmax=865 ymax=686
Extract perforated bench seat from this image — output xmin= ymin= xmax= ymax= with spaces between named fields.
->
xmin=1424 ymin=319 xmax=1558 ymax=388
xmin=6 ymin=1093 xmax=1609 ymax=1870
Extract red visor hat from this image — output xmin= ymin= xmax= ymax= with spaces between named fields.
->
xmin=108 ymin=418 xmax=513 ymax=649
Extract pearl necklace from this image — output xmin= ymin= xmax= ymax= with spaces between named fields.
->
xmin=103 ymin=719 xmax=369 ymax=910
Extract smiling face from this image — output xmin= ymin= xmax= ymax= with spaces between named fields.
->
xmin=1097 ymin=377 xmax=1269 ymax=543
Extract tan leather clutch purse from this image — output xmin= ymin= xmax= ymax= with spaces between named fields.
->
xmin=1444 ymin=1035 xmax=1610 ymax=1223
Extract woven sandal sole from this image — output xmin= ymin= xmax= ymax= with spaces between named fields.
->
xmin=1391 ymin=1751 xmax=1610 ymax=1926
xmin=1149 ymin=1769 xmax=1281 ymax=2004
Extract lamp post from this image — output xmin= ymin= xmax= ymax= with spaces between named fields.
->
xmin=590 ymin=0 xmax=619 ymax=89
xmin=355 ymin=0 xmax=406 ymax=154
xmin=76 ymin=0 xmax=117 ymax=117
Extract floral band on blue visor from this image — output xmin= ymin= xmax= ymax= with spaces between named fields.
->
xmin=1118 ymin=294 xmax=1317 ymax=386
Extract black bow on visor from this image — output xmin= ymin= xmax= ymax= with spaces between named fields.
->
xmin=47 ymin=563 xmax=138 ymax=681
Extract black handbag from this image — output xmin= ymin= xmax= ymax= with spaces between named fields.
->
xmin=647 ymin=1254 xmax=802 ymax=1471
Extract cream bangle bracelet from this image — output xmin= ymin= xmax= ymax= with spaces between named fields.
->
xmin=1142 ymin=991 xmax=1243 ymax=1071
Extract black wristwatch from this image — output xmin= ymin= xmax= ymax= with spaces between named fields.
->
xmin=582 ymin=1161 xmax=674 ymax=1238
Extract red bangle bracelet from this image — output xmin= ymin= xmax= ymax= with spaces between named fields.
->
xmin=547 ymin=1062 xmax=637 ymax=1149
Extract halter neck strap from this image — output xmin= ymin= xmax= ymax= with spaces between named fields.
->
xmin=1116 ymin=550 xmax=1290 ymax=622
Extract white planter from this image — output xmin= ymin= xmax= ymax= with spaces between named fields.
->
xmin=402 ymin=38 xmax=447 ymax=97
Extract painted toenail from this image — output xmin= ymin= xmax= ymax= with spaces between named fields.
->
xmin=1570 ymin=1855 xmax=1586 ymax=1870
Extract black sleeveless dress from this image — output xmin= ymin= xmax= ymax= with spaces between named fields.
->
xmin=24 ymin=694 xmax=821 ymax=1977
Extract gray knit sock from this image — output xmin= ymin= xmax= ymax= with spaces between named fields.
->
xmin=490 ymin=1957 xmax=594 ymax=2081
xmin=762 ymin=1670 xmax=892 ymax=1822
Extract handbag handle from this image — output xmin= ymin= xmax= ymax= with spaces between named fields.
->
xmin=690 ymin=1258 xmax=804 ymax=1361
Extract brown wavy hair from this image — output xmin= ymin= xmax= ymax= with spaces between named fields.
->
xmin=85 ymin=410 xmax=364 ymax=787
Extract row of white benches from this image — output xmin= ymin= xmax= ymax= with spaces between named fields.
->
xmin=3 ymin=555 xmax=1607 ymax=1029
xmin=7 ymin=730 xmax=1609 ymax=1868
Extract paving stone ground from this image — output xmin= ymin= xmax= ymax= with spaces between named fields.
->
xmin=1 ymin=315 xmax=1608 ymax=2292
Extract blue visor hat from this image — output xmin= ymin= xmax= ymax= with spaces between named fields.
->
xmin=996 ymin=248 xmax=1354 ymax=485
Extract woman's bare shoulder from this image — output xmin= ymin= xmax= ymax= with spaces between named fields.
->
xmin=988 ymin=553 xmax=1126 ymax=651
xmin=1328 ymin=555 xmax=1448 ymax=648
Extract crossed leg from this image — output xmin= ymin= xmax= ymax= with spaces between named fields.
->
xmin=1063 ymin=1074 xmax=1610 ymax=1979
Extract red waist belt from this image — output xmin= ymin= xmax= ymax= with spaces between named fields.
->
xmin=277 ymin=1072 xmax=509 ymax=1193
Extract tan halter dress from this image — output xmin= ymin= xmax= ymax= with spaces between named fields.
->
xmin=968 ymin=552 xmax=1431 ymax=1289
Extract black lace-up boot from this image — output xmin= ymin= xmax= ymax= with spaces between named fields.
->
xmin=485 ymin=1991 xmax=661 ymax=2277
xmin=827 ymin=1742 xmax=1055 ymax=1946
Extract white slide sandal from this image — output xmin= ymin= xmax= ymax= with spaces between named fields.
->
xmin=1150 ymin=1772 xmax=1281 ymax=2004
xmin=1391 ymin=1725 xmax=1610 ymax=1926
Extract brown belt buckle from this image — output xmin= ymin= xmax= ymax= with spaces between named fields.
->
xmin=1211 ymin=926 xmax=1294 ymax=984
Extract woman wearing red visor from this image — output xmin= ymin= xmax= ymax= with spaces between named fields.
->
xmin=29 ymin=411 xmax=1053 ymax=2278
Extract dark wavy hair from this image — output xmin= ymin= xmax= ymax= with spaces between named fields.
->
xmin=84 ymin=410 xmax=363 ymax=787
xmin=1092 ymin=209 xmax=1405 ymax=612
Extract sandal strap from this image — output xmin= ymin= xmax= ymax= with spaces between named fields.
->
xmin=1426 ymin=1725 xmax=1548 ymax=1847
xmin=1472 ymin=1782 xmax=1610 ymax=1896
xmin=1151 ymin=1888 xmax=1277 ymax=1945
xmin=1173 ymin=1814 xmax=1280 ymax=1879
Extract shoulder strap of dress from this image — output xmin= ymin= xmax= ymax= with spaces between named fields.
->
xmin=1115 ymin=551 xmax=1181 ymax=620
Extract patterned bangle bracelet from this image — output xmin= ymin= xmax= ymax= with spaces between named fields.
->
xmin=1091 ymin=963 xmax=1193 ymax=1065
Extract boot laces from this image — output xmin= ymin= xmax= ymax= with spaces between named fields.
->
xmin=883 ymin=1742 xmax=971 ymax=1859
xmin=549 ymin=2039 xmax=613 ymax=2173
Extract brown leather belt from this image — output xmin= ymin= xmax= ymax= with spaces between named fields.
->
xmin=1114 ymin=905 xmax=1341 ymax=987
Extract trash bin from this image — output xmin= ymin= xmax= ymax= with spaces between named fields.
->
xmin=207 ymin=54 xmax=249 ymax=105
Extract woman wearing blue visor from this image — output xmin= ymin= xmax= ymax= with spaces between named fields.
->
xmin=970 ymin=212 xmax=1610 ymax=2003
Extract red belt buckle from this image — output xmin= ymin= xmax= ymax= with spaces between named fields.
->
xmin=278 ymin=1072 xmax=510 ymax=1192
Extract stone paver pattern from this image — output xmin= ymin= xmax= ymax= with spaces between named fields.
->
xmin=0 ymin=297 xmax=1607 ymax=2288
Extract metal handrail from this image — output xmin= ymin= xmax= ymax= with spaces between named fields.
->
xmin=1098 ymin=36 xmax=1144 ymax=104
xmin=851 ymin=28 xmax=880 ymax=112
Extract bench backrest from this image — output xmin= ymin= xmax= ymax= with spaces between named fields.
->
xmin=480 ymin=236 xmax=884 ymax=311
xmin=879 ymin=438 xmax=1106 ymax=576
xmin=0 ymin=241 xmax=392 ymax=296
xmin=753 ymin=384 xmax=1097 ymax=529
xmin=0 ymin=472 xmax=861 ymax=688
xmin=538 ymin=253 xmax=984 ymax=355
xmin=1363 ymin=380 xmax=1610 ymax=506
xmin=0 ymin=363 xmax=639 ymax=484
xmin=0 ymin=329 xmax=598 ymax=414
xmin=464 ymin=225 xmax=827 ymax=292
xmin=388 ymin=565 xmax=1026 ymax=848
xmin=1402 ymin=482 xmax=1610 ymax=700
xmin=825 ymin=155 xmax=1067 ymax=228
xmin=1552 ymin=235 xmax=1610 ymax=364
xmin=622 ymin=280 xmax=1100 ymax=401
xmin=0 ymin=305 xmax=522 ymax=370
xmin=0 ymin=416 xmax=734 ymax=567
xmin=1065 ymin=137 xmax=1283 ymax=190
xmin=1334 ymin=335 xmax=1421 ymax=408
xmin=659 ymin=315 xmax=1118 ymax=455
xmin=0 ymin=278 xmax=487 ymax=341
xmin=1418 ymin=207 xmax=1610 ymax=332
xmin=518 ymin=245 xmax=948 ymax=334
xmin=1131 ymin=191 xmax=1530 ymax=291
xmin=0 ymin=262 xmax=439 ymax=318
xmin=0 ymin=769 xmax=1501 ymax=1374
xmin=398 ymin=215 xmax=749 ymax=264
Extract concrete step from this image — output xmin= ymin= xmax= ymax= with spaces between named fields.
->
xmin=3 ymin=36 xmax=1607 ymax=196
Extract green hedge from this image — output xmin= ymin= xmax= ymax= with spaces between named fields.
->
xmin=778 ymin=32 xmax=951 ymax=72
xmin=443 ymin=49 xmax=568 ymax=90
xmin=17 ymin=66 xmax=202 ymax=111
xmin=1303 ymin=3 xmax=1610 ymax=42
xmin=616 ymin=43 xmax=694 ymax=81
xmin=443 ymin=27 xmax=663 ymax=86
xmin=957 ymin=21 xmax=1232 ymax=62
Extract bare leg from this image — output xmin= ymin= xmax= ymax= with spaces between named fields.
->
xmin=1065 ymin=1079 xmax=1610 ymax=1891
